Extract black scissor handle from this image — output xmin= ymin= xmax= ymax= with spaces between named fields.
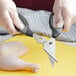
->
xmin=15 ymin=13 xmax=33 ymax=37
xmin=49 ymin=12 xmax=60 ymax=38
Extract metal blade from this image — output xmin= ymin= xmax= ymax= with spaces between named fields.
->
xmin=44 ymin=38 xmax=57 ymax=62
xmin=48 ymin=56 xmax=55 ymax=67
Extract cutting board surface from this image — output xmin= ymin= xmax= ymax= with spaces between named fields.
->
xmin=0 ymin=35 xmax=76 ymax=76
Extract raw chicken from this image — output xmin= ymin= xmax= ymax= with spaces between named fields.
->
xmin=0 ymin=41 xmax=40 ymax=72
xmin=0 ymin=41 xmax=29 ymax=57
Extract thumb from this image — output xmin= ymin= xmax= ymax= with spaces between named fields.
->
xmin=53 ymin=0 xmax=64 ymax=28
xmin=9 ymin=9 xmax=24 ymax=30
xmin=53 ymin=11 xmax=64 ymax=29
xmin=9 ymin=0 xmax=24 ymax=30
xmin=62 ymin=8 xmax=72 ymax=32
xmin=63 ymin=18 xmax=72 ymax=32
xmin=2 ymin=12 xmax=19 ymax=35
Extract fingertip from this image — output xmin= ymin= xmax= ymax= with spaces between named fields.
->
xmin=62 ymin=29 xmax=69 ymax=32
xmin=62 ymin=20 xmax=71 ymax=32
xmin=14 ymin=21 xmax=25 ymax=30
xmin=9 ymin=30 xmax=20 ymax=35
xmin=56 ymin=22 xmax=64 ymax=29
xmin=62 ymin=25 xmax=70 ymax=32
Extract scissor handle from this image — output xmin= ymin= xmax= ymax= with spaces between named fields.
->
xmin=15 ymin=13 xmax=33 ymax=37
xmin=49 ymin=12 xmax=60 ymax=38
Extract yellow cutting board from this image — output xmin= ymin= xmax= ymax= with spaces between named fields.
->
xmin=0 ymin=34 xmax=76 ymax=76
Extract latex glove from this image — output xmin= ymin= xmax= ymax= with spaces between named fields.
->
xmin=53 ymin=0 xmax=76 ymax=32
xmin=0 ymin=0 xmax=24 ymax=35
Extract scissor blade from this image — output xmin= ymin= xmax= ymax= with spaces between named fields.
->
xmin=33 ymin=34 xmax=46 ymax=43
xmin=44 ymin=47 xmax=57 ymax=62
xmin=49 ymin=56 xmax=55 ymax=67
xmin=44 ymin=38 xmax=57 ymax=62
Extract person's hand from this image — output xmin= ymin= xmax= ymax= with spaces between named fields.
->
xmin=0 ymin=0 xmax=24 ymax=35
xmin=53 ymin=0 xmax=76 ymax=32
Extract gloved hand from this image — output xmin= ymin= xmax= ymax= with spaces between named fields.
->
xmin=0 ymin=0 xmax=24 ymax=35
xmin=53 ymin=0 xmax=76 ymax=32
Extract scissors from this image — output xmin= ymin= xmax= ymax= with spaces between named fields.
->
xmin=16 ymin=13 xmax=59 ymax=64
xmin=0 ymin=12 xmax=61 ymax=65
